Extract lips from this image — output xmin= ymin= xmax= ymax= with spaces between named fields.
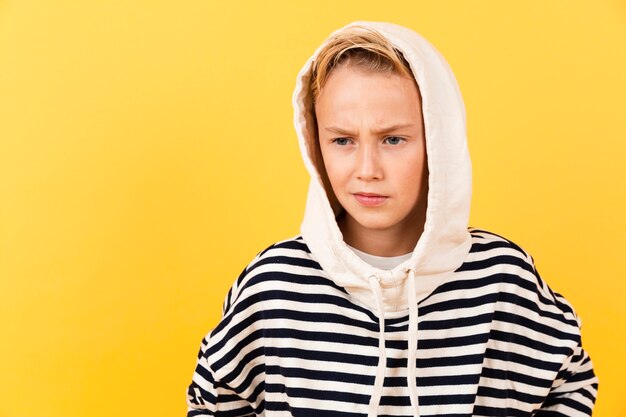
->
xmin=353 ymin=192 xmax=388 ymax=207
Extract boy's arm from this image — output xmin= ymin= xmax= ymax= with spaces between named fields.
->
xmin=521 ymin=250 xmax=599 ymax=416
xmin=186 ymin=257 xmax=266 ymax=416
xmin=535 ymin=331 xmax=598 ymax=416
xmin=186 ymin=338 xmax=255 ymax=417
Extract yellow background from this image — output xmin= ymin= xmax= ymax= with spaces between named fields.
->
xmin=1 ymin=1 xmax=624 ymax=416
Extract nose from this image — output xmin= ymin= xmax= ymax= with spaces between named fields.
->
xmin=356 ymin=143 xmax=383 ymax=181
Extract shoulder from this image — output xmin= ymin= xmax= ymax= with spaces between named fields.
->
xmin=205 ymin=236 xmax=344 ymax=363
xmin=221 ymin=235 xmax=331 ymax=315
xmin=461 ymin=228 xmax=536 ymax=278
xmin=463 ymin=227 xmax=580 ymax=328
xmin=467 ymin=227 xmax=533 ymax=262
xmin=244 ymin=235 xmax=320 ymax=275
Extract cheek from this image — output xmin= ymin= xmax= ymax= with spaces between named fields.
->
xmin=324 ymin=160 xmax=348 ymax=188
xmin=396 ymin=153 xmax=427 ymax=195
xmin=320 ymin=150 xmax=347 ymax=184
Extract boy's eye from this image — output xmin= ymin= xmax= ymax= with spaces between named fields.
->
xmin=332 ymin=137 xmax=352 ymax=146
xmin=384 ymin=136 xmax=404 ymax=145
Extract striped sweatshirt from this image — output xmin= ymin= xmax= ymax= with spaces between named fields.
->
xmin=187 ymin=21 xmax=597 ymax=415
xmin=186 ymin=229 xmax=597 ymax=416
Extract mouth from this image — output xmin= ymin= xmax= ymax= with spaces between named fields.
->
xmin=352 ymin=192 xmax=389 ymax=207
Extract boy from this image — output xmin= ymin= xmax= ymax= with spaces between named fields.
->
xmin=187 ymin=21 xmax=597 ymax=416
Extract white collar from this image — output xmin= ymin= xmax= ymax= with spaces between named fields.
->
xmin=346 ymin=243 xmax=412 ymax=271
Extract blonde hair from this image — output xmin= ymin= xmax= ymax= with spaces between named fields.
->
xmin=310 ymin=25 xmax=414 ymax=103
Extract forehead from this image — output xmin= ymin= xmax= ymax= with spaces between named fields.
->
xmin=314 ymin=65 xmax=422 ymax=126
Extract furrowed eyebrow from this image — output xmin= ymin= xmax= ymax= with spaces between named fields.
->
xmin=324 ymin=123 xmax=416 ymax=135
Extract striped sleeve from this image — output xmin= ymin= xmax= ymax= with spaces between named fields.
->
xmin=186 ymin=247 xmax=271 ymax=417
xmin=470 ymin=229 xmax=599 ymax=415
xmin=186 ymin=336 xmax=255 ymax=417
xmin=526 ymin=251 xmax=599 ymax=416
xmin=535 ymin=311 xmax=598 ymax=416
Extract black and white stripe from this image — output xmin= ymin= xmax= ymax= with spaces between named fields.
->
xmin=187 ymin=228 xmax=598 ymax=416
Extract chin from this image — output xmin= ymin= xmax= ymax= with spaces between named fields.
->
xmin=348 ymin=213 xmax=401 ymax=231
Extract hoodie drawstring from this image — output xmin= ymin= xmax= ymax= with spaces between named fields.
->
xmin=367 ymin=271 xmax=420 ymax=417
xmin=406 ymin=268 xmax=420 ymax=416
xmin=367 ymin=275 xmax=386 ymax=417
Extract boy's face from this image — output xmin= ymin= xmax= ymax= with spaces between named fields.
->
xmin=315 ymin=64 xmax=428 ymax=239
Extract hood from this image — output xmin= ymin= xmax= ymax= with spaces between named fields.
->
xmin=292 ymin=21 xmax=473 ymax=415
xmin=292 ymin=21 xmax=472 ymax=313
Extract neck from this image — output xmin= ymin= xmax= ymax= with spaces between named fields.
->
xmin=338 ymin=200 xmax=427 ymax=257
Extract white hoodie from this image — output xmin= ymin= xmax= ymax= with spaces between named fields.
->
xmin=296 ymin=20 xmax=472 ymax=314
xmin=187 ymin=21 xmax=598 ymax=417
